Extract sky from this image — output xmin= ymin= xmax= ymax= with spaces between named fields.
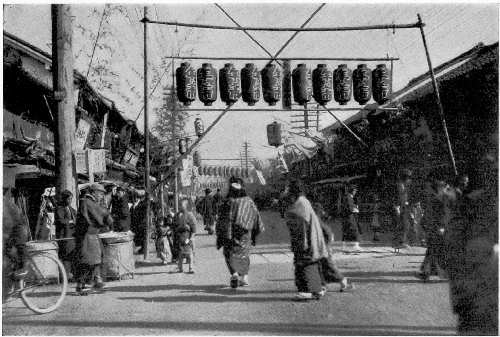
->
xmin=3 ymin=1 xmax=499 ymax=165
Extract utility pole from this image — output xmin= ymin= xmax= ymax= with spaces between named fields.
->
xmin=52 ymin=4 xmax=77 ymax=209
xmin=143 ymin=6 xmax=151 ymax=261
xmin=244 ymin=141 xmax=249 ymax=171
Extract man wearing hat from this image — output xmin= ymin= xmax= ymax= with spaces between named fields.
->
xmin=111 ymin=185 xmax=131 ymax=232
xmin=74 ymin=183 xmax=113 ymax=294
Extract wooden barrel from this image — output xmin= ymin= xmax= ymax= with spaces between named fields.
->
xmin=24 ymin=241 xmax=59 ymax=279
xmin=101 ymin=233 xmax=135 ymax=281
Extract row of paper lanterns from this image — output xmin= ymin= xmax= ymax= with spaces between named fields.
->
xmin=176 ymin=62 xmax=392 ymax=107
xmin=196 ymin=165 xmax=250 ymax=178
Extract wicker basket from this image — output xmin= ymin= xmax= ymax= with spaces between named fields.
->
xmin=101 ymin=233 xmax=135 ymax=281
xmin=24 ymin=241 xmax=60 ymax=279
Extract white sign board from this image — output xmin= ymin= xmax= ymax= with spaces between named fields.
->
xmin=88 ymin=149 xmax=107 ymax=173
xmin=74 ymin=118 xmax=91 ymax=150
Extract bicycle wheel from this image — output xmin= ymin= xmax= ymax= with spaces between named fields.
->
xmin=20 ymin=253 xmax=67 ymax=314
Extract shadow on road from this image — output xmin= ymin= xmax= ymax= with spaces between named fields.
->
xmin=2 ymin=319 xmax=456 ymax=335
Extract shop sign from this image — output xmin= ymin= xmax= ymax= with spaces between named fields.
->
xmin=88 ymin=149 xmax=107 ymax=174
xmin=75 ymin=118 xmax=91 ymax=150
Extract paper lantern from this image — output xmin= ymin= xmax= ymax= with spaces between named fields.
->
xmin=241 ymin=63 xmax=260 ymax=106
xmin=193 ymin=151 xmax=201 ymax=167
xmin=312 ymin=64 xmax=333 ymax=105
xmin=178 ymin=138 xmax=187 ymax=154
xmin=267 ymin=121 xmax=284 ymax=147
xmin=223 ymin=166 xmax=230 ymax=177
xmin=219 ymin=63 xmax=240 ymax=105
xmin=230 ymin=167 xmax=236 ymax=176
xmin=197 ymin=63 xmax=217 ymax=106
xmin=353 ymin=64 xmax=372 ymax=105
xmin=202 ymin=166 xmax=209 ymax=175
xmin=235 ymin=167 xmax=242 ymax=177
xmin=176 ymin=62 xmax=196 ymax=106
xmin=198 ymin=166 xmax=203 ymax=175
xmin=217 ymin=166 xmax=223 ymax=176
xmin=208 ymin=166 xmax=215 ymax=176
xmin=261 ymin=64 xmax=281 ymax=106
xmin=372 ymin=64 xmax=391 ymax=104
xmin=292 ymin=64 xmax=312 ymax=104
xmin=333 ymin=64 xmax=352 ymax=105
xmin=194 ymin=117 xmax=204 ymax=137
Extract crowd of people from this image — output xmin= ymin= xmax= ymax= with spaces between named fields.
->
xmin=2 ymin=153 xmax=497 ymax=334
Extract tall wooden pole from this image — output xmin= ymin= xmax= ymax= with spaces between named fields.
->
xmin=417 ymin=14 xmax=457 ymax=176
xmin=52 ymin=4 xmax=77 ymax=209
xmin=143 ymin=6 xmax=151 ymax=260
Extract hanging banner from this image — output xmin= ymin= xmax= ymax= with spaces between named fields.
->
xmin=75 ymin=150 xmax=87 ymax=174
xmin=255 ymin=169 xmax=266 ymax=185
xmin=74 ymin=118 xmax=91 ymax=150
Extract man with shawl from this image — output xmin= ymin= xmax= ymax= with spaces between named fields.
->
xmin=284 ymin=179 xmax=353 ymax=300
xmin=74 ymin=183 xmax=113 ymax=294
xmin=216 ymin=177 xmax=264 ymax=288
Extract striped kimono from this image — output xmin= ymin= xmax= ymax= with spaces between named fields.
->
xmin=217 ymin=196 xmax=264 ymax=276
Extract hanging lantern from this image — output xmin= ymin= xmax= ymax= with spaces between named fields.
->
xmin=372 ymin=64 xmax=391 ymax=104
xmin=217 ymin=166 xmax=223 ymax=176
xmin=235 ymin=167 xmax=242 ymax=177
xmin=197 ymin=63 xmax=217 ymax=106
xmin=241 ymin=63 xmax=260 ymax=106
xmin=267 ymin=121 xmax=284 ymax=147
xmin=312 ymin=64 xmax=333 ymax=105
xmin=224 ymin=166 xmax=230 ymax=177
xmin=202 ymin=166 xmax=209 ymax=176
xmin=198 ymin=166 xmax=203 ymax=175
xmin=219 ymin=63 xmax=240 ymax=105
xmin=261 ymin=64 xmax=281 ymax=106
xmin=292 ymin=64 xmax=312 ymax=104
xmin=194 ymin=117 xmax=204 ymax=137
xmin=333 ymin=64 xmax=352 ymax=105
xmin=207 ymin=166 xmax=214 ymax=176
xmin=176 ymin=62 xmax=196 ymax=106
xmin=178 ymin=138 xmax=187 ymax=154
xmin=193 ymin=151 xmax=201 ymax=167
xmin=230 ymin=167 xmax=236 ymax=176
xmin=353 ymin=64 xmax=372 ymax=105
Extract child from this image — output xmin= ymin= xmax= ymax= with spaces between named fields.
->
xmin=155 ymin=215 xmax=172 ymax=265
xmin=174 ymin=198 xmax=197 ymax=273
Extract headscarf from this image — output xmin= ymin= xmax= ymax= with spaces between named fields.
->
xmin=287 ymin=195 xmax=328 ymax=261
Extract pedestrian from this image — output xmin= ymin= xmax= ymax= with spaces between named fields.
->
xmin=174 ymin=198 xmax=197 ymax=273
xmin=371 ymin=196 xmax=383 ymax=242
xmin=199 ymin=188 xmax=216 ymax=235
xmin=216 ymin=177 xmax=264 ymax=288
xmin=54 ymin=190 xmax=77 ymax=281
xmin=111 ymin=186 xmax=131 ymax=232
xmin=131 ymin=190 xmax=147 ymax=253
xmin=341 ymin=184 xmax=362 ymax=252
xmin=3 ymin=192 xmax=29 ymax=301
xmin=74 ymin=183 xmax=113 ymax=294
xmin=416 ymin=176 xmax=447 ymax=281
xmin=392 ymin=169 xmax=414 ymax=250
xmin=444 ymin=151 xmax=498 ymax=335
xmin=284 ymin=179 xmax=331 ymax=300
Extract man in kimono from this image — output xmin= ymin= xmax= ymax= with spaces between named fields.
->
xmin=111 ymin=186 xmax=131 ymax=232
xmin=74 ymin=183 xmax=113 ymax=294
xmin=199 ymin=189 xmax=216 ymax=235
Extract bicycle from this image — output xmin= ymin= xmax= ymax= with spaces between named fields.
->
xmin=3 ymin=249 xmax=68 ymax=314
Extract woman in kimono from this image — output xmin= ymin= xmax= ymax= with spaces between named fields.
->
xmin=216 ymin=177 xmax=264 ymax=289
xmin=341 ymin=185 xmax=362 ymax=252
xmin=284 ymin=179 xmax=331 ymax=300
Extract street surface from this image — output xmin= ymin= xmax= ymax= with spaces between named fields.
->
xmin=2 ymin=211 xmax=457 ymax=335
